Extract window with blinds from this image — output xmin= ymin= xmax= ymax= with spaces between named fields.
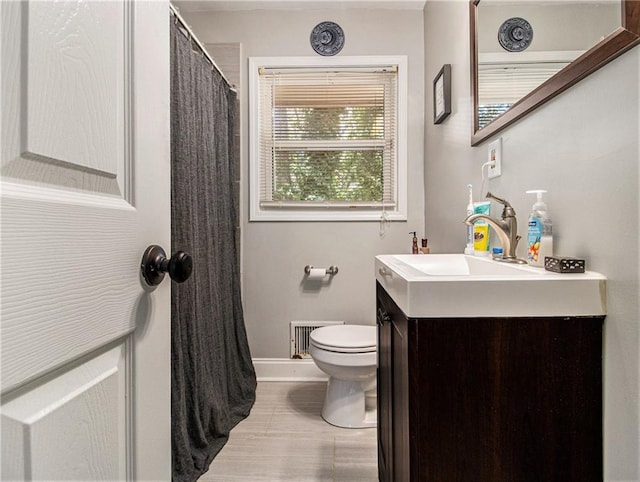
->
xmin=249 ymin=57 xmax=407 ymax=221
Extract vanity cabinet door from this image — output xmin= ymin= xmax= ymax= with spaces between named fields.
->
xmin=376 ymin=305 xmax=393 ymax=482
xmin=377 ymin=283 xmax=411 ymax=482
xmin=414 ymin=317 xmax=604 ymax=481
xmin=391 ymin=315 xmax=410 ymax=482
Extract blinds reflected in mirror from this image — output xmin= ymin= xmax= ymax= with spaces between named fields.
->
xmin=477 ymin=50 xmax=579 ymax=128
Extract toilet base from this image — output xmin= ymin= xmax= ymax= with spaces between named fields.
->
xmin=321 ymin=377 xmax=377 ymax=429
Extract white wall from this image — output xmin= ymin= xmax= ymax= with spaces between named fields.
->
xmin=424 ymin=2 xmax=639 ymax=480
xmin=182 ymin=8 xmax=425 ymax=358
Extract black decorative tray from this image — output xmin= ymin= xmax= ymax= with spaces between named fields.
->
xmin=544 ymin=256 xmax=586 ymax=273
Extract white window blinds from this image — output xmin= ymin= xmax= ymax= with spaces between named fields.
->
xmin=256 ymin=67 xmax=398 ymax=211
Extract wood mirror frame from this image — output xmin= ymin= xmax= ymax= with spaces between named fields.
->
xmin=470 ymin=0 xmax=640 ymax=146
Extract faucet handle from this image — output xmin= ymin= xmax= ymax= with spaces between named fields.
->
xmin=486 ymin=192 xmax=516 ymax=219
xmin=485 ymin=192 xmax=511 ymax=207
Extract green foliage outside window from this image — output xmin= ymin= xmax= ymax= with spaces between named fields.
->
xmin=272 ymin=150 xmax=383 ymax=202
xmin=271 ymin=105 xmax=385 ymax=203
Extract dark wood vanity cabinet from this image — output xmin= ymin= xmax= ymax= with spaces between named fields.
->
xmin=376 ymin=282 xmax=604 ymax=482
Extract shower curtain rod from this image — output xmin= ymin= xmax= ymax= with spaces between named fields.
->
xmin=169 ymin=3 xmax=237 ymax=92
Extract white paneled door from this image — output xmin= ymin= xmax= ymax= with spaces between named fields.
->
xmin=1 ymin=1 xmax=171 ymax=480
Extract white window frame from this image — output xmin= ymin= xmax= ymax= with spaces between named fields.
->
xmin=249 ymin=56 xmax=408 ymax=222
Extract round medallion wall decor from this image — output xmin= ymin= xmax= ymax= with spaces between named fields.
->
xmin=498 ymin=17 xmax=533 ymax=52
xmin=310 ymin=21 xmax=345 ymax=56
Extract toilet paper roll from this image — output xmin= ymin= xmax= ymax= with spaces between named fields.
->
xmin=307 ymin=268 xmax=326 ymax=280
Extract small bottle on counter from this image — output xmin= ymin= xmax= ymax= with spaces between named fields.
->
xmin=420 ymin=238 xmax=430 ymax=254
xmin=410 ymin=232 xmax=419 ymax=254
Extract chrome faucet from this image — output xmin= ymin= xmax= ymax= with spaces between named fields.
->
xmin=463 ymin=192 xmax=527 ymax=264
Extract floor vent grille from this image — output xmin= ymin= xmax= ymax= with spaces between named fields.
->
xmin=290 ymin=321 xmax=344 ymax=359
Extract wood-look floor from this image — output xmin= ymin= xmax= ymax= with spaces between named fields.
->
xmin=200 ymin=381 xmax=378 ymax=481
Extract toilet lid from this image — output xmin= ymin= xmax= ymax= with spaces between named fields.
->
xmin=309 ymin=325 xmax=377 ymax=353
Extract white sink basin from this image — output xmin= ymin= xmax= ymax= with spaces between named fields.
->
xmin=375 ymin=254 xmax=606 ymax=318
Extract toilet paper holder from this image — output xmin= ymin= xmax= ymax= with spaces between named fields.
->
xmin=304 ymin=265 xmax=339 ymax=276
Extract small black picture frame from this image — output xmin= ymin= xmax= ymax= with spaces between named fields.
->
xmin=433 ymin=64 xmax=451 ymax=124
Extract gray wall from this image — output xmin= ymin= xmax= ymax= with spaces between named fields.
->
xmin=478 ymin=3 xmax=619 ymax=53
xmin=183 ymin=8 xmax=425 ymax=358
xmin=424 ymin=2 xmax=639 ymax=480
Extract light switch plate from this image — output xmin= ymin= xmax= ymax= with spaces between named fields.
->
xmin=488 ymin=137 xmax=502 ymax=179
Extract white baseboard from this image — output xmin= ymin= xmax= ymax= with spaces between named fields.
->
xmin=253 ymin=358 xmax=328 ymax=382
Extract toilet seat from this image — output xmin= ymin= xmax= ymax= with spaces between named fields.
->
xmin=310 ymin=325 xmax=376 ymax=353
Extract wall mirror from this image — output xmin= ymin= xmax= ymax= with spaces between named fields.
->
xmin=471 ymin=0 xmax=640 ymax=146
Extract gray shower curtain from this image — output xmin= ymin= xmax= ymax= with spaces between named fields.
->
xmin=170 ymin=20 xmax=256 ymax=482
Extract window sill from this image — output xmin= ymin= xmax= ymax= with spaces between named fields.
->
xmin=249 ymin=209 xmax=407 ymax=222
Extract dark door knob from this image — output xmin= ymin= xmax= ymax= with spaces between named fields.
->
xmin=141 ymin=245 xmax=193 ymax=286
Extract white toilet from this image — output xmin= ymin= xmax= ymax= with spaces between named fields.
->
xmin=309 ymin=324 xmax=377 ymax=428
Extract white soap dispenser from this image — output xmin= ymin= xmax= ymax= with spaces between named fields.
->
xmin=526 ymin=190 xmax=553 ymax=267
